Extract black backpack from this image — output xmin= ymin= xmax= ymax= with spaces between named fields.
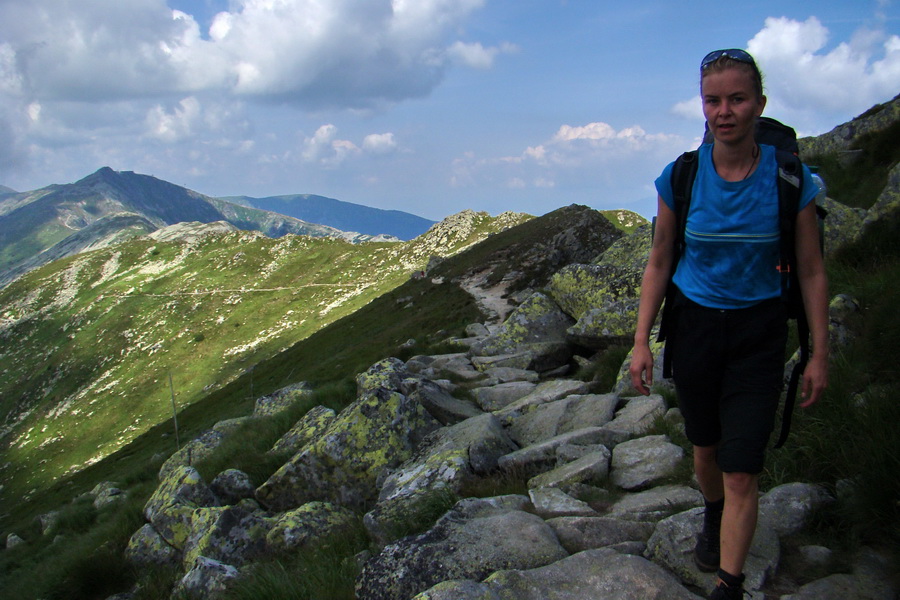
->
xmin=657 ymin=117 xmax=825 ymax=448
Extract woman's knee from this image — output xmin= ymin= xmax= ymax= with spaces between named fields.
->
xmin=723 ymin=471 xmax=758 ymax=497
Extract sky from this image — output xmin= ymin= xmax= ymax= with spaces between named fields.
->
xmin=1 ymin=1 xmax=898 ymax=221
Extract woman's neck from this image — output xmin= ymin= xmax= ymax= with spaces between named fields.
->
xmin=712 ymin=140 xmax=760 ymax=182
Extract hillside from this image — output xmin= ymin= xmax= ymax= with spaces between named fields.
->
xmin=222 ymin=194 xmax=436 ymax=241
xmin=0 ymin=209 xmax=537 ymax=510
xmin=0 ymin=168 xmax=382 ymax=289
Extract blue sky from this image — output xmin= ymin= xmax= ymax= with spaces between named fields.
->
xmin=1 ymin=1 xmax=898 ymax=220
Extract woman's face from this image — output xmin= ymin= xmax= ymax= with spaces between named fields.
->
xmin=701 ymin=67 xmax=766 ymax=146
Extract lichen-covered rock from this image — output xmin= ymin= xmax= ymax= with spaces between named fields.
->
xmin=209 ymin=469 xmax=256 ymax=505
xmin=267 ymin=501 xmax=359 ymax=552
xmin=566 ymin=302 xmax=641 ymax=349
xmin=268 ymin=405 xmax=336 ymax=456
xmin=799 ymin=93 xmax=900 ymax=158
xmin=158 ymin=429 xmax=225 ymax=481
xmin=356 ymin=505 xmax=568 ymax=600
xmin=364 ymin=413 xmax=517 ymax=545
xmin=864 ymin=160 xmax=900 ymax=228
xmin=182 ymin=505 xmax=273 ymax=569
xmin=174 ymin=556 xmax=241 ymax=600
xmin=469 ymin=293 xmax=575 ymax=372
xmin=547 ymin=263 xmax=639 ymax=320
xmin=253 ymin=382 xmax=313 ymax=417
xmin=819 ymin=196 xmax=866 ymax=257
xmin=256 ymin=386 xmax=441 ymax=512
xmin=6 ymin=533 xmax=24 ymax=549
xmin=125 ymin=523 xmax=179 ymax=567
xmin=143 ymin=465 xmax=219 ymax=550
xmin=413 ymin=548 xmax=703 ymax=600
xmin=356 ymin=357 xmax=409 ymax=396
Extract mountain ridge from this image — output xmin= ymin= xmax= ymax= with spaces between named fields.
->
xmin=222 ymin=193 xmax=436 ymax=241
xmin=0 ymin=168 xmax=408 ymax=289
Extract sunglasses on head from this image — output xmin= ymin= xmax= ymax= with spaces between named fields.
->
xmin=701 ymin=49 xmax=757 ymax=70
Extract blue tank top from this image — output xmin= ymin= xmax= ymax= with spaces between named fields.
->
xmin=655 ymin=144 xmax=816 ymax=309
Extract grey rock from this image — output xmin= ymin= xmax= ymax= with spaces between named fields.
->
xmin=210 ymin=469 xmax=256 ymax=505
xmin=175 ymin=556 xmax=241 ymax=600
xmin=508 ymin=393 xmax=618 ymax=447
xmin=528 ymin=448 xmax=611 ymax=491
xmin=253 ymin=381 xmax=312 ymax=417
xmin=158 ymin=429 xmax=225 ymax=480
xmin=480 ymin=366 xmax=539 ymax=383
xmin=471 ymin=381 xmax=537 ymax=412
xmin=498 ymin=427 xmax=613 ymax=477
xmin=268 ymin=405 xmax=336 ymax=456
xmin=356 ymin=507 xmax=568 ymax=600
xmin=495 ymin=379 xmax=594 ymax=424
xmin=143 ymin=465 xmax=219 ymax=550
xmin=267 ymin=501 xmax=359 ymax=552
xmin=758 ymin=482 xmax=834 ymax=537
xmin=607 ymin=484 xmax=704 ymax=521
xmin=182 ymin=505 xmax=272 ymax=568
xmin=125 ymin=523 xmax=179 ymax=567
xmin=528 ymin=487 xmax=597 ymax=518
xmin=645 ymin=507 xmax=780 ymax=594
xmin=413 ymin=548 xmax=703 ymax=600
xmin=546 ymin=516 xmax=654 ymax=554
xmin=610 ymin=435 xmax=684 ymax=491
xmin=408 ymin=379 xmax=483 ymax=425
xmin=6 ymin=533 xmax=24 ymax=549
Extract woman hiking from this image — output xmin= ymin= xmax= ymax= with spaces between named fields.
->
xmin=629 ymin=48 xmax=829 ymax=600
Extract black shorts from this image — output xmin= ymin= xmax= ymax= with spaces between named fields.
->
xmin=668 ymin=293 xmax=787 ymax=474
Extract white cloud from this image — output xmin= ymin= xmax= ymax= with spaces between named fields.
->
xmin=0 ymin=0 xmax=502 ymax=109
xmin=448 ymin=41 xmax=518 ymax=69
xmin=362 ymin=133 xmax=398 ymax=155
xmin=671 ymin=16 xmax=900 ymax=132
xmin=452 ymin=121 xmax=684 ymax=191
xmin=146 ymin=97 xmax=202 ymax=142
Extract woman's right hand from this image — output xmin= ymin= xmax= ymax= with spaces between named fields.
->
xmin=629 ymin=343 xmax=654 ymax=396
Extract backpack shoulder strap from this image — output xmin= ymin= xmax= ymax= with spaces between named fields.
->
xmin=774 ymin=150 xmax=805 ymax=449
xmin=659 ymin=150 xmax=698 ymax=378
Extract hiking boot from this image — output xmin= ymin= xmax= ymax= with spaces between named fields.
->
xmin=708 ymin=570 xmax=746 ymax=599
xmin=694 ymin=529 xmax=720 ymax=572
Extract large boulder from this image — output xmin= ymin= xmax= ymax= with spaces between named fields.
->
xmin=646 ymin=507 xmax=780 ymax=594
xmin=158 ymin=430 xmax=225 ymax=481
xmin=267 ymin=501 xmax=359 ymax=553
xmin=255 ymin=386 xmax=441 ymax=512
xmin=182 ymin=505 xmax=273 ymax=568
xmin=610 ymin=435 xmax=684 ymax=491
xmin=268 ymin=405 xmax=336 ymax=456
xmin=364 ymin=413 xmax=517 ymax=545
xmin=125 ymin=523 xmax=180 ymax=567
xmin=507 ymin=393 xmax=618 ymax=447
xmin=253 ymin=381 xmax=312 ymax=417
xmin=143 ymin=465 xmax=219 ymax=550
xmin=356 ymin=500 xmax=569 ymax=600
xmin=469 ymin=292 xmax=575 ymax=373
xmin=412 ymin=548 xmax=704 ymax=600
xmin=174 ymin=556 xmax=241 ymax=600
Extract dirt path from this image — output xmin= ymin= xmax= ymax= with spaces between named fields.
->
xmin=459 ymin=273 xmax=515 ymax=324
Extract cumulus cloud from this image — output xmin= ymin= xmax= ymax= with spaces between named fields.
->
xmin=362 ymin=132 xmax=398 ymax=155
xmin=670 ymin=16 xmax=900 ymax=131
xmin=0 ymin=0 xmax=505 ymax=109
xmin=452 ymin=121 xmax=684 ymax=191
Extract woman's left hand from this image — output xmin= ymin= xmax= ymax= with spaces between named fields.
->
xmin=800 ymin=356 xmax=828 ymax=408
